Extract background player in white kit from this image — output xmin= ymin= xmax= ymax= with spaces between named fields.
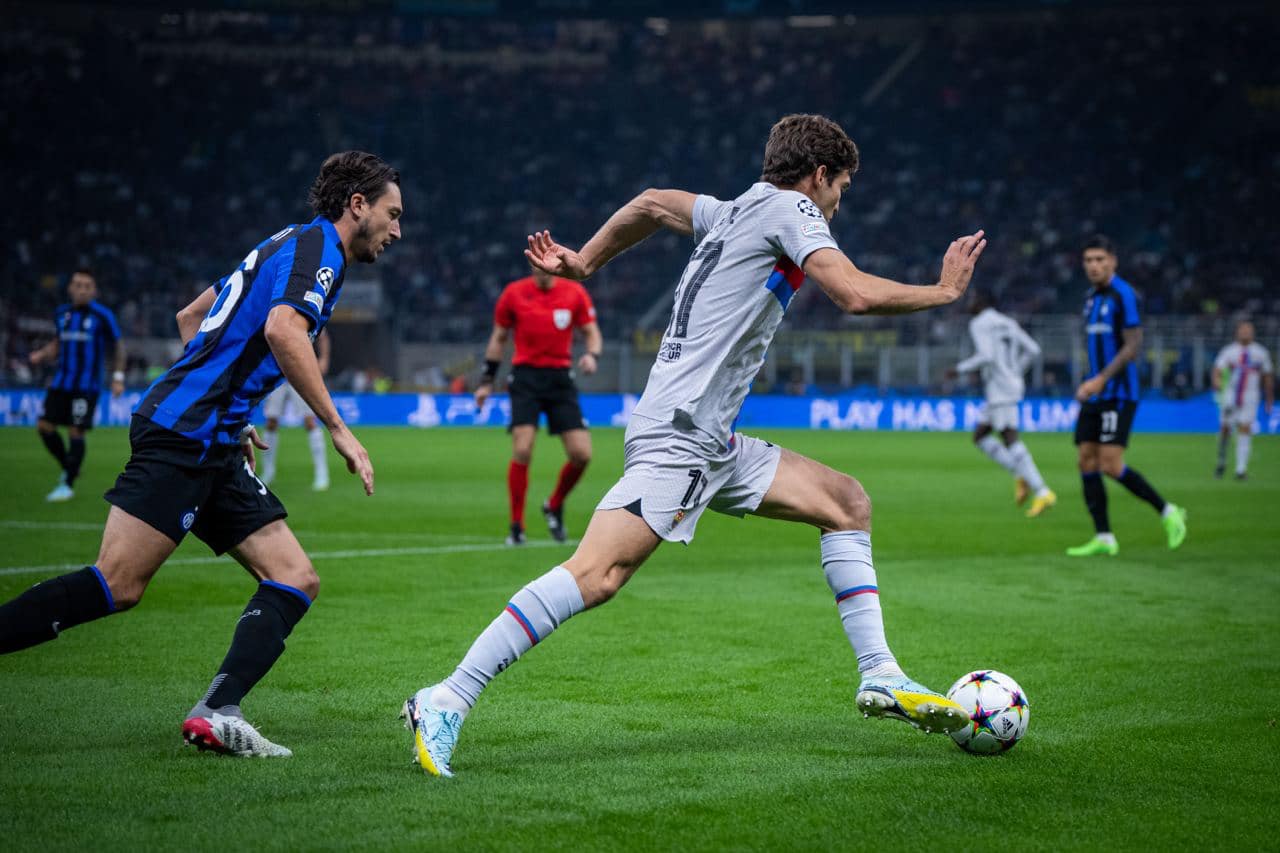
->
xmin=951 ymin=294 xmax=1056 ymax=516
xmin=403 ymin=114 xmax=989 ymax=777
xmin=1212 ymin=320 xmax=1273 ymax=480
xmin=260 ymin=330 xmax=331 ymax=491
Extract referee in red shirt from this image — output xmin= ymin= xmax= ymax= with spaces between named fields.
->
xmin=475 ymin=265 xmax=603 ymax=545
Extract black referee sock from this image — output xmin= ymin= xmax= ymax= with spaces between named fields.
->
xmin=65 ymin=437 xmax=86 ymax=486
xmin=1111 ymin=466 xmax=1167 ymax=513
xmin=0 ymin=566 xmax=116 ymax=653
xmin=198 ymin=582 xmax=311 ymax=711
xmin=39 ymin=430 xmax=67 ymax=467
xmin=1081 ymin=472 xmax=1110 ymax=534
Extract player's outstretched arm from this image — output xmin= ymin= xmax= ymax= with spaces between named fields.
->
xmin=176 ymin=286 xmax=217 ymax=346
xmin=525 ymin=189 xmax=698 ymax=281
xmin=265 ymin=305 xmax=374 ymax=495
xmin=803 ymin=230 xmax=987 ymax=315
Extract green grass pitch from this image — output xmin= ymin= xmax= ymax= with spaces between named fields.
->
xmin=1 ymin=426 xmax=1277 ymax=850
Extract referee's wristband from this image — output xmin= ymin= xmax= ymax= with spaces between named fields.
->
xmin=480 ymin=359 xmax=500 ymax=383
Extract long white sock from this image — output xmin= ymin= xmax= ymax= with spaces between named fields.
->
xmin=308 ymin=428 xmax=329 ymax=484
xmin=1236 ymin=433 xmax=1252 ymax=475
xmin=260 ymin=427 xmax=279 ymax=485
xmin=441 ymin=565 xmax=585 ymax=710
xmin=1007 ymin=440 xmax=1047 ymax=493
xmin=822 ymin=531 xmax=902 ymax=676
xmin=976 ymin=435 xmax=1018 ymax=475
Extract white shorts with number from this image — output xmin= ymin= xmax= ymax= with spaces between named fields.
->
xmin=979 ymin=402 xmax=1020 ymax=432
xmin=1219 ymin=399 xmax=1258 ymax=429
xmin=262 ymin=383 xmax=311 ymax=421
xmin=597 ymin=414 xmax=782 ymax=545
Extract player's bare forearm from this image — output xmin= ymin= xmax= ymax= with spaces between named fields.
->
xmin=577 ymin=189 xmax=697 ymax=277
xmin=482 ymin=326 xmax=509 ymax=366
xmin=581 ymin=322 xmax=603 ymax=355
xmin=30 ymin=339 xmax=58 ymax=365
xmin=1265 ymin=373 xmax=1275 ymax=411
xmin=264 ymin=305 xmax=343 ymax=432
xmin=316 ymin=329 xmax=331 ymax=376
xmin=1095 ymin=328 xmax=1144 ymax=384
xmin=113 ymin=341 xmax=127 ymax=374
xmin=804 ymin=249 xmax=952 ymax=315
xmin=177 ymin=287 xmax=217 ymax=346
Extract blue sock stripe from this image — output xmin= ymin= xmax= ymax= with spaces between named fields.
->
xmin=89 ymin=565 xmax=116 ymax=613
xmin=835 ymin=585 xmax=878 ymax=603
xmin=261 ymin=580 xmax=312 ymax=608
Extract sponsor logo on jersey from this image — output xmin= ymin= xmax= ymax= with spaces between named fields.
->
xmin=801 ymin=221 xmax=827 ymax=236
xmin=304 ymin=291 xmax=325 ymax=312
xmin=553 ymin=308 xmax=572 ymax=330
xmin=1086 ymin=322 xmax=1113 ymax=334
xmin=315 ymin=266 xmax=335 ymax=295
xmin=796 ymin=199 xmax=824 ymax=219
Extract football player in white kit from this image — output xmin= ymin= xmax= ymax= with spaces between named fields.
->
xmin=952 ymin=294 xmax=1056 ymax=516
xmin=403 ymin=115 xmax=988 ymax=776
xmin=1211 ymin=321 xmax=1273 ymax=479
xmin=260 ymin=330 xmax=331 ymax=490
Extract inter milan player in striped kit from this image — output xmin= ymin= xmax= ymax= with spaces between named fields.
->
xmin=0 ymin=152 xmax=400 ymax=757
xmin=1067 ymin=236 xmax=1186 ymax=557
xmin=28 ymin=269 xmax=125 ymax=502
xmin=474 ymin=264 xmax=602 ymax=545
xmin=405 ymin=114 xmax=985 ymax=777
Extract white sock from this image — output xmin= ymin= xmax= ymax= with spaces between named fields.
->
xmin=976 ymin=435 xmax=1018 ymax=475
xmin=260 ymin=427 xmax=279 ymax=484
xmin=1007 ymin=440 xmax=1047 ymax=493
xmin=442 ymin=565 xmax=585 ymax=709
xmin=1096 ymin=532 xmax=1118 ymax=545
xmin=822 ymin=531 xmax=902 ymax=676
xmin=308 ymin=428 xmax=329 ymax=483
xmin=1236 ymin=433 xmax=1252 ymax=475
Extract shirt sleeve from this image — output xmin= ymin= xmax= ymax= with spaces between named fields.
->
xmin=1260 ymin=348 xmax=1274 ymax=374
xmin=1118 ymin=285 xmax=1141 ymax=329
xmin=956 ymin=319 xmax=994 ymax=373
xmin=763 ymin=191 xmax=841 ymax=268
xmin=1213 ymin=346 xmax=1231 ymax=371
xmin=269 ymin=227 xmax=341 ymax=329
xmin=573 ymin=285 xmax=597 ymax=327
xmin=692 ymin=195 xmax=733 ymax=244
xmin=96 ymin=306 xmax=122 ymax=346
xmin=1010 ymin=321 xmax=1041 ymax=359
xmin=494 ymin=286 xmax=515 ymax=328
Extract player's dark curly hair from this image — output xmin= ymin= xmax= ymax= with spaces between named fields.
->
xmin=760 ymin=114 xmax=860 ymax=187
xmin=1083 ymin=234 xmax=1117 ymax=255
xmin=309 ymin=151 xmax=401 ymax=221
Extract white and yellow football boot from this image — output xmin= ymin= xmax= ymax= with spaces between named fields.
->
xmin=856 ymin=675 xmax=970 ymax=734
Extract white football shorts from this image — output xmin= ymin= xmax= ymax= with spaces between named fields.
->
xmin=597 ymin=414 xmax=782 ymax=544
xmin=979 ymin=402 xmax=1020 ymax=431
xmin=1219 ymin=399 xmax=1258 ymax=429
xmin=262 ymin=383 xmax=311 ymax=421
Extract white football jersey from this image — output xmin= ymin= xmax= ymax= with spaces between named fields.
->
xmin=1214 ymin=341 xmax=1273 ymax=408
xmin=955 ymin=307 xmax=1041 ymax=406
xmin=632 ymin=182 xmax=840 ymax=444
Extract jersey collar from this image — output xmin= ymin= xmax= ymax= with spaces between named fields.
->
xmin=313 ymin=216 xmax=347 ymax=263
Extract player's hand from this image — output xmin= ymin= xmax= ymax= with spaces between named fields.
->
xmin=525 ymin=231 xmax=590 ymax=280
xmin=937 ymin=230 xmax=987 ymax=303
xmin=577 ymin=352 xmax=598 ymax=375
xmin=1075 ymin=377 xmax=1105 ymax=402
xmin=474 ymin=382 xmax=492 ymax=408
xmin=29 ymin=350 xmax=47 ymax=366
xmin=330 ymin=424 xmax=374 ymax=496
xmin=110 ymin=378 xmax=125 ymax=398
xmin=239 ymin=426 xmax=270 ymax=472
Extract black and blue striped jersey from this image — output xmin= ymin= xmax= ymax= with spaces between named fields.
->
xmin=1083 ymin=275 xmax=1141 ymax=402
xmin=136 ymin=216 xmax=346 ymax=454
xmin=51 ymin=300 xmax=122 ymax=394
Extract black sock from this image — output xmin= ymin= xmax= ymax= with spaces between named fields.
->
xmin=1112 ymin=466 xmax=1167 ymax=513
xmin=39 ymin=430 xmax=67 ymax=468
xmin=200 ymin=582 xmax=311 ymax=710
xmin=0 ymin=566 xmax=115 ymax=653
xmin=65 ymin=437 xmax=86 ymax=486
xmin=1081 ymin=472 xmax=1110 ymax=533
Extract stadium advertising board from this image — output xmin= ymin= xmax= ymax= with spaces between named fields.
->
xmin=0 ymin=390 xmax=1270 ymax=434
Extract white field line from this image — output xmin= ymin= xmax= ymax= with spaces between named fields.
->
xmin=0 ymin=519 xmax=491 ymax=542
xmin=0 ymin=540 xmax=566 ymax=577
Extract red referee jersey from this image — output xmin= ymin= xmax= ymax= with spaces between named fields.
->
xmin=495 ymin=276 xmax=597 ymax=368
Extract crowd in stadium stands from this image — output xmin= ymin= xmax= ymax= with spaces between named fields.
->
xmin=3 ymin=6 xmax=1277 ymax=368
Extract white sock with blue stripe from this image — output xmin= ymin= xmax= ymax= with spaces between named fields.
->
xmin=438 ymin=565 xmax=584 ymax=714
xmin=822 ymin=531 xmax=903 ymax=678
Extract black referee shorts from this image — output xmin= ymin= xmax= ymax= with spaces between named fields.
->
xmin=105 ymin=417 xmax=288 ymax=554
xmin=508 ymin=365 xmax=587 ymax=435
xmin=42 ymin=388 xmax=100 ymax=430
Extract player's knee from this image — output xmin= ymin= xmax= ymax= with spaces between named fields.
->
xmin=280 ymin=559 xmax=320 ymax=601
xmin=512 ymin=448 xmax=533 ymax=465
xmin=1100 ymin=457 xmax=1125 ymax=478
xmin=265 ymin=417 xmax=280 ymax=431
xmin=36 ymin=420 xmax=54 ymax=434
xmin=569 ymin=448 xmax=591 ymax=467
xmin=831 ymin=475 xmax=872 ymax=530
xmin=98 ymin=568 xmax=147 ymax=611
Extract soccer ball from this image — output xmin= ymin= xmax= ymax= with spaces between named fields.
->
xmin=945 ymin=670 xmax=1030 ymax=754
